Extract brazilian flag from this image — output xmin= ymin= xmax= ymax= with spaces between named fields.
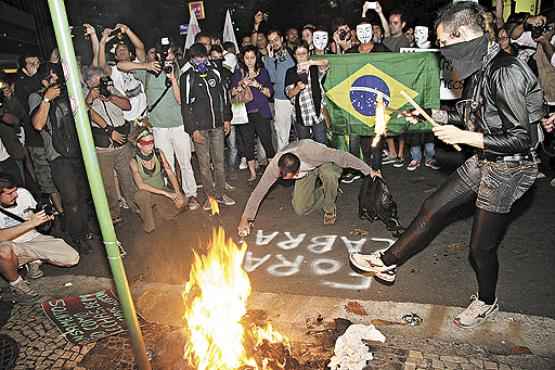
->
xmin=316 ymin=52 xmax=440 ymax=149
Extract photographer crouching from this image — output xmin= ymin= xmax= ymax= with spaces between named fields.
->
xmin=84 ymin=66 xmax=140 ymax=224
xmin=0 ymin=173 xmax=79 ymax=305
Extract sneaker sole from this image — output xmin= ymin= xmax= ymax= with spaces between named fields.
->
xmin=453 ymin=305 xmax=499 ymax=329
xmin=348 ymin=259 xmax=397 ymax=285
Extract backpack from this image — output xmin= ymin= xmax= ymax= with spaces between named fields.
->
xmin=48 ymin=99 xmax=81 ymax=158
xmin=358 ymin=176 xmax=404 ymax=237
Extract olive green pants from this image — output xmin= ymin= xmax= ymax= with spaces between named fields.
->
xmin=291 ymin=163 xmax=343 ymax=216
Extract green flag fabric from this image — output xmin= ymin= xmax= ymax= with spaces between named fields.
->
xmin=317 ymin=52 xmax=440 ymax=149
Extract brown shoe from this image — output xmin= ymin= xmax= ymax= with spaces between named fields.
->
xmin=324 ymin=209 xmax=336 ymax=225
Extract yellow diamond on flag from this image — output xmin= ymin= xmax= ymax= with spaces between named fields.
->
xmin=326 ymin=63 xmax=418 ymax=127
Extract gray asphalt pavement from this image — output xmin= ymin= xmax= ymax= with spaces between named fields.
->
xmin=44 ymin=164 xmax=555 ymax=318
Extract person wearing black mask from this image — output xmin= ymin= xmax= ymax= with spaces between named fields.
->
xmin=350 ymin=1 xmax=543 ymax=329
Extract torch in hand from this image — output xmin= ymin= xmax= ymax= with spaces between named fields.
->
xmin=371 ymin=92 xmax=387 ymax=148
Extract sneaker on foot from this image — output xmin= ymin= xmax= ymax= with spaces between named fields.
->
xmin=382 ymin=155 xmax=398 ymax=165
xmin=406 ymin=160 xmax=421 ymax=171
xmin=239 ymin=157 xmax=248 ymax=170
xmin=217 ymin=194 xmax=236 ymax=206
xmin=453 ymin=295 xmax=498 ymax=329
xmin=225 ymin=182 xmax=236 ymax=191
xmin=536 ymin=171 xmax=546 ymax=179
xmin=392 ymin=158 xmax=405 ymax=168
xmin=424 ymin=159 xmax=440 ymax=170
xmin=26 ymin=261 xmax=44 ymax=280
xmin=119 ymin=198 xmax=130 ymax=209
xmin=349 ymin=250 xmax=398 ymax=284
xmin=551 ymin=178 xmax=555 ymax=187
xmin=188 ymin=197 xmax=201 ymax=211
xmin=341 ymin=173 xmax=361 ymax=184
xmin=10 ymin=279 xmax=41 ymax=305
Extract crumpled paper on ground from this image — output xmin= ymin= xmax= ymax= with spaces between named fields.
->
xmin=328 ymin=324 xmax=386 ymax=370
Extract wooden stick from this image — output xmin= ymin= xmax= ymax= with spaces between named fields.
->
xmin=400 ymin=90 xmax=462 ymax=152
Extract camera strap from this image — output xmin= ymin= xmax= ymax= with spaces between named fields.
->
xmin=0 ymin=207 xmax=26 ymax=224
xmin=147 ymin=85 xmax=171 ymax=114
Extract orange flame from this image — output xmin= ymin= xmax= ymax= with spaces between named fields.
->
xmin=183 ymin=227 xmax=288 ymax=370
xmin=208 ymin=196 xmax=220 ymax=216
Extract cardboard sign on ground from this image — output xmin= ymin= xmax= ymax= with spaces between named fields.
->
xmin=41 ymin=290 xmax=127 ymax=344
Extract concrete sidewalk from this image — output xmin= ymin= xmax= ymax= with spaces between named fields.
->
xmin=1 ymin=275 xmax=553 ymax=369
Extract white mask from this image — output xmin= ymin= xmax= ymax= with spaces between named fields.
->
xmin=313 ymin=31 xmax=329 ymax=51
xmin=356 ymin=24 xmax=373 ymax=44
xmin=414 ymin=26 xmax=429 ymax=44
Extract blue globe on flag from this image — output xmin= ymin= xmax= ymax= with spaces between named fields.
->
xmin=349 ymin=75 xmax=391 ymax=117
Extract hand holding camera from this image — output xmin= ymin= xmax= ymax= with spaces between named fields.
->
xmin=30 ymin=211 xmax=53 ymax=228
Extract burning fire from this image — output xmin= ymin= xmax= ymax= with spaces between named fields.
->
xmin=183 ymin=226 xmax=289 ymax=370
xmin=207 ymin=196 xmax=220 ymax=215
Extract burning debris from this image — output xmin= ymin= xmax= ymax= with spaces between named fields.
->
xmin=182 ymin=225 xmax=291 ymax=370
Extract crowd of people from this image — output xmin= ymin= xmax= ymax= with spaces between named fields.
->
xmin=0 ymin=0 xmax=553 ymax=326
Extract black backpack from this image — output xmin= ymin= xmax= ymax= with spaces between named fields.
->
xmin=48 ymin=99 xmax=81 ymax=158
xmin=358 ymin=176 xmax=404 ymax=237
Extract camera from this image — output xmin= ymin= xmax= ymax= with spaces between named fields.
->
xmin=33 ymin=202 xmax=57 ymax=217
xmin=99 ymin=76 xmax=114 ymax=97
xmin=338 ymin=28 xmax=350 ymax=41
xmin=158 ymin=37 xmax=173 ymax=75
xmin=526 ymin=23 xmax=555 ymax=39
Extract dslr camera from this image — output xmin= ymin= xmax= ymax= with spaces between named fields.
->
xmin=99 ymin=76 xmax=114 ymax=97
xmin=157 ymin=37 xmax=173 ymax=75
xmin=35 ymin=202 xmax=57 ymax=217
xmin=526 ymin=22 xmax=555 ymax=39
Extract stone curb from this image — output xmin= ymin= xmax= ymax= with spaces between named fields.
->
xmin=32 ymin=276 xmax=555 ymax=360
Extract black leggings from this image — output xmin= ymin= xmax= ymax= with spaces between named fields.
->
xmin=382 ymin=172 xmax=511 ymax=305
xmin=238 ymin=112 xmax=275 ymax=161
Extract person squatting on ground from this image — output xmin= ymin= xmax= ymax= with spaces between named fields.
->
xmin=350 ymin=1 xmax=544 ymax=329
xmin=237 ymin=139 xmax=382 ymax=235
xmin=0 ymin=174 xmax=79 ymax=305
xmin=117 ymin=39 xmax=201 ymax=211
xmin=129 ymin=129 xmax=186 ymax=233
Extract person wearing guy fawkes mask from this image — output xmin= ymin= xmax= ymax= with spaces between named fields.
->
xmin=180 ymin=43 xmax=235 ymax=210
xmin=117 ymin=38 xmax=201 ymax=211
xmin=350 ymin=1 xmax=544 ymax=329
xmin=313 ymin=29 xmax=330 ymax=56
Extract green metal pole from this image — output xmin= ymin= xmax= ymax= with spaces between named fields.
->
xmin=46 ymin=1 xmax=151 ymax=369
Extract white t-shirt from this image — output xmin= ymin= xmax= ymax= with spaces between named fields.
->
xmin=0 ymin=188 xmax=41 ymax=243
xmin=110 ymin=65 xmax=147 ymax=121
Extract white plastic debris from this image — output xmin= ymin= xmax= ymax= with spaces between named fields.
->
xmin=328 ymin=324 xmax=386 ymax=370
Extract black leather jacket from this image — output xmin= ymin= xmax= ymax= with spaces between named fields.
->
xmin=449 ymin=48 xmax=544 ymax=156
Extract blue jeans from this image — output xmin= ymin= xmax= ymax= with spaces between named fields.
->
xmin=295 ymin=120 xmax=327 ymax=144
xmin=410 ymin=142 xmax=435 ymax=162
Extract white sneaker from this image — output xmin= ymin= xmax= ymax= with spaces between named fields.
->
xmin=551 ymin=178 xmax=555 ymax=187
xmin=239 ymin=157 xmax=248 ymax=170
xmin=349 ymin=250 xmax=397 ymax=284
xmin=536 ymin=172 xmax=546 ymax=179
xmin=453 ymin=295 xmax=498 ymax=329
xmin=217 ymin=194 xmax=236 ymax=206
xmin=119 ymin=198 xmax=130 ymax=209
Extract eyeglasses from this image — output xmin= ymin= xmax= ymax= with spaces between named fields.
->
xmin=138 ymin=139 xmax=154 ymax=146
